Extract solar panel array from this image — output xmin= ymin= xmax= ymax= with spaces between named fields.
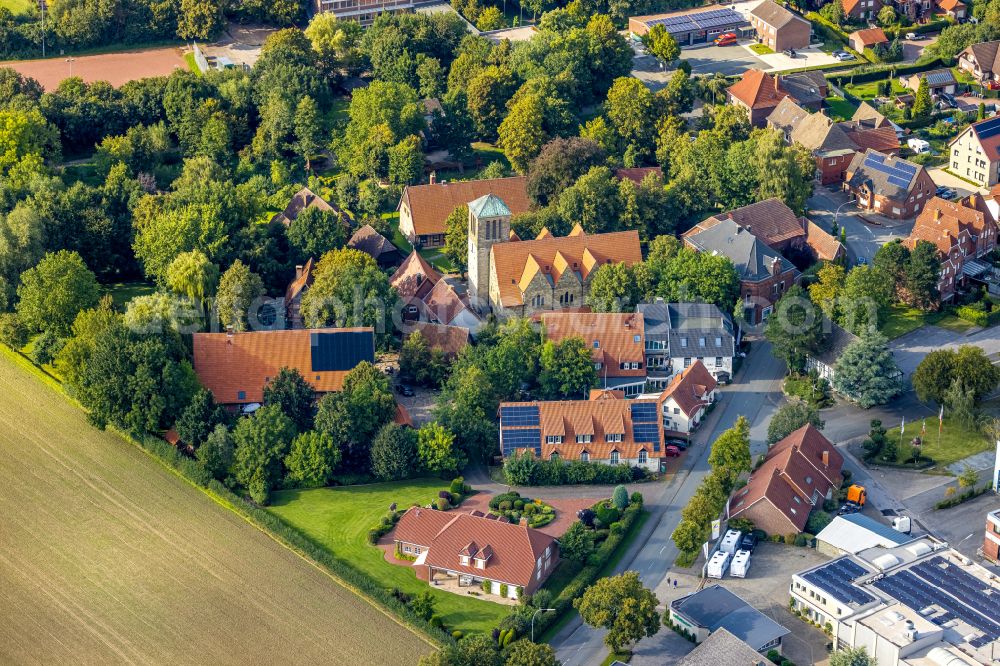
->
xmin=500 ymin=406 xmax=540 ymax=427
xmin=863 ymin=152 xmax=917 ymax=190
xmin=803 ymin=558 xmax=876 ymax=606
xmin=976 ymin=115 xmax=1000 ymax=141
xmin=630 ymin=402 xmax=660 ymax=449
xmin=645 ymin=7 xmax=745 ymax=35
xmin=501 ymin=428 xmax=541 ymax=457
xmin=310 ymin=331 xmax=375 ymax=371
xmin=870 ymin=556 xmax=1000 ymax=645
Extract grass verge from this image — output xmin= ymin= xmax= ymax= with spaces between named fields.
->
xmin=881 ymin=304 xmax=974 ymax=339
xmin=749 ymin=43 xmax=774 ymax=55
xmin=887 ymin=415 xmax=991 ymax=472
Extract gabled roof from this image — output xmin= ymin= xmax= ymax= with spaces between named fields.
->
xmin=906 ymin=195 xmax=994 ymax=256
xmin=399 ymin=177 xmax=530 ymax=237
xmin=957 ymin=115 xmax=1000 ymax=162
xmin=390 ymin=251 xmax=441 ymax=300
xmin=938 ymin=0 xmax=965 ymax=11
xmin=192 ymin=328 xmax=375 ymax=404
xmin=540 ymin=312 xmax=645 ymax=378
xmin=701 ymin=198 xmax=806 ymax=249
xmin=839 ymin=124 xmax=901 ymax=153
xmin=728 ymin=69 xmax=789 ymax=110
xmin=406 ymin=321 xmax=470 ymax=357
xmin=490 ymin=230 xmax=642 ymax=307
xmin=769 ymin=423 xmax=844 ymax=487
xmin=751 ymin=0 xmax=807 ymax=28
xmin=639 ymin=301 xmax=735 ymax=355
xmin=660 ymin=361 xmax=717 ymax=418
xmin=846 ymin=149 xmax=927 ymax=200
xmin=780 ymin=71 xmax=827 ymax=107
xmin=670 ymin=585 xmax=790 ymax=652
xmin=677 ymin=628 xmax=768 ymax=666
xmin=805 ymin=220 xmax=845 ymax=261
xmin=849 ymin=27 xmax=889 ymax=47
xmin=284 ymin=257 xmax=314 ymax=306
xmin=271 ymin=187 xmax=343 ymax=226
xmin=394 ymin=507 xmax=556 ymax=588
xmin=812 ymin=322 xmax=858 ymax=366
xmin=423 ymin=279 xmax=472 ymax=326
xmin=906 ymin=68 xmax=957 ymax=89
xmin=852 ymin=102 xmax=893 ymax=129
xmin=614 ymin=166 xmax=663 ymax=184
xmin=683 ymin=217 xmax=798 ymax=283
xmin=962 ymin=40 xmax=1000 ymax=77
xmin=347 ymin=224 xmax=398 ymax=260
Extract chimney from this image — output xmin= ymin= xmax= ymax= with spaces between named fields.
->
xmin=774 ymin=74 xmax=781 ymax=92
xmin=934 ymin=208 xmax=941 ymax=222
xmin=822 ymin=450 xmax=829 ymax=467
xmin=519 ymin=517 xmax=528 ymax=527
xmin=226 ymin=325 xmax=234 ymax=337
xmin=429 ymin=171 xmax=436 ymax=185
xmin=295 ymin=264 xmax=303 ymax=279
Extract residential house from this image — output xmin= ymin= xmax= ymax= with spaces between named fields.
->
xmin=904 ymin=195 xmax=999 ymax=301
xmin=848 ymin=27 xmax=889 ymax=53
xmin=767 ymin=98 xmax=899 ymax=185
xmin=540 ymin=312 xmax=647 ymax=397
xmin=347 ymin=224 xmax=401 ymax=268
xmin=669 ymin=585 xmax=790 ymax=654
xmin=728 ymin=424 xmax=844 ymax=536
xmin=683 ymin=218 xmax=801 ymax=325
xmin=958 ymin=39 xmax=1000 ymax=85
xmin=283 ymin=259 xmax=314 ymax=329
xmin=404 ymin=321 xmax=470 ymax=358
xmin=937 ymin=0 xmax=967 ymax=19
xmin=805 ymin=322 xmax=858 ymax=384
xmin=903 ymin=68 xmax=958 ymax=96
xmin=658 ymin=361 xmax=719 ymax=437
xmin=271 ymin=187 xmax=348 ymax=228
xmin=467 ymin=194 xmax=643 ymax=316
xmin=749 ymin=0 xmax=811 ymax=51
xmin=678 ymin=628 xmax=770 ymax=666
xmin=948 ymin=115 xmax=1000 ymax=188
xmin=192 ymin=328 xmax=375 ymax=408
xmin=727 ymin=69 xmax=828 ymax=127
xmin=391 ymin=250 xmax=442 ymax=321
xmin=638 ymin=300 xmax=736 ymax=387
xmin=984 ymin=508 xmax=1000 ymax=562
xmin=392 ymin=507 xmax=558 ymax=599
xmin=498 ymin=392 xmax=666 ymax=470
xmin=804 ymin=220 xmax=847 ymax=262
xmin=397 ymin=176 xmax=531 ymax=248
xmin=615 ymin=166 xmax=663 ymax=184
xmin=843 ymin=149 xmax=936 ymax=219
xmin=841 ymin=0 xmax=882 ymax=21
xmin=423 ymin=278 xmax=482 ymax=330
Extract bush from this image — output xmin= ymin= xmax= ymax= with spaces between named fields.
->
xmin=728 ymin=517 xmax=755 ymax=533
xmin=514 ymin=499 xmax=525 ymax=510
xmin=436 ymin=497 xmax=450 ymax=511
xmin=935 ymin=485 xmax=988 ymax=509
xmin=577 ymin=508 xmax=596 ymax=527
xmin=367 ymin=529 xmax=381 ymax=544
xmin=452 ymin=630 xmax=463 ymax=640
xmin=785 ymin=533 xmax=797 ymax=545
xmin=503 ymin=453 xmax=643 ymax=486
xmin=630 ymin=491 xmax=644 ymax=506
xmin=805 ymin=511 xmax=832 ymax=535
xmin=957 ymin=304 xmax=989 ymax=326
xmin=438 ymin=490 xmax=452 ymax=501
xmin=609 ymin=521 xmax=624 ymax=536
xmin=523 ymin=503 xmax=537 ymax=515
xmin=499 ymin=500 xmax=512 ymax=511
xmin=482 ymin=579 xmax=491 ymax=593
xmin=450 ymin=492 xmax=463 ymax=505
xmin=794 ymin=533 xmax=811 ymax=547
xmin=612 ymin=485 xmax=629 ymax=510
xmin=449 ymin=476 xmax=465 ymax=494
xmin=490 ymin=491 xmax=521 ymax=509
xmin=595 ymin=502 xmax=621 ymax=525
xmin=500 ymin=583 xmax=509 ymax=597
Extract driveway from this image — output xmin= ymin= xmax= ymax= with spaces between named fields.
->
xmin=808 ymin=187 xmax=915 ymax=264
xmin=754 ymin=45 xmax=840 ymax=72
xmin=682 ymin=42 xmax=768 ymax=76
xmin=927 ymin=167 xmax=988 ymax=196
xmin=552 ymin=342 xmax=788 ymax=666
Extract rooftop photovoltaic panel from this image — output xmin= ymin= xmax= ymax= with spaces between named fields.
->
xmin=501 ymin=428 xmax=541 ymax=456
xmin=863 ymin=154 xmax=916 ymax=185
xmin=645 ymin=7 xmax=745 ymax=34
xmin=310 ymin=331 xmax=375 ymax=372
xmin=633 ymin=423 xmax=660 ymax=443
xmin=630 ymin=402 xmax=658 ymax=422
xmin=803 ymin=558 xmax=876 ymax=606
xmin=500 ymin=406 xmax=540 ymax=427
xmin=976 ymin=116 xmax=1000 ymax=141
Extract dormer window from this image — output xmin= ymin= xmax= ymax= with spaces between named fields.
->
xmin=605 ymin=433 xmax=622 ymax=443
xmin=545 ymin=435 xmax=563 ymax=445
xmin=474 ymin=558 xmax=486 ymax=569
xmin=681 ymin=338 xmax=688 ymax=348
xmin=610 ymin=451 xmax=620 ymax=465
xmin=576 ymin=434 xmax=592 ymax=444
xmin=716 ymin=337 xmax=722 ymax=346
xmin=699 ymin=337 xmax=705 ymax=347
xmin=581 ymin=451 xmax=590 ymax=462
xmin=460 ymin=555 xmax=470 ymax=565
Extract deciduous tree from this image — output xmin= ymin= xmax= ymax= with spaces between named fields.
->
xmin=263 ymin=367 xmax=316 ymax=433
xmin=538 ymin=337 xmax=598 ymax=399
xmin=233 ymin=404 xmax=297 ymax=504
xmin=765 ymin=285 xmax=827 ymax=373
xmin=417 ymin=422 xmax=464 ymax=476
xmin=16 ymin=250 xmax=99 ymax=336
xmin=573 ymin=571 xmax=660 ymax=653
xmin=767 ymin=401 xmax=824 ymax=445
xmin=215 ymin=260 xmax=265 ymax=332
xmin=707 ymin=416 xmax=752 ymax=488
xmin=284 ymin=430 xmax=341 ymax=487
xmin=369 ymin=422 xmax=417 ymax=481
xmin=444 ymin=204 xmax=469 ymax=272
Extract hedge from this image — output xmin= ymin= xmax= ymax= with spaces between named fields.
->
xmin=935 ymin=485 xmax=988 ymax=509
xmin=884 ymin=18 xmax=952 ymax=40
xmin=956 ymin=304 xmax=989 ymax=327
xmin=828 ymin=57 xmax=945 ymax=85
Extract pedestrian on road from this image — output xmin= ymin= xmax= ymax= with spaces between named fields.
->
xmin=674 ymin=580 xmax=678 ymax=588
xmin=666 ymin=576 xmax=670 ymax=585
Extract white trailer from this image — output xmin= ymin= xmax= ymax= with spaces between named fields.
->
xmin=707 ymin=551 xmax=731 ymax=579
xmin=720 ymin=529 xmax=742 ymax=555
xmin=730 ymin=549 xmax=751 ymax=578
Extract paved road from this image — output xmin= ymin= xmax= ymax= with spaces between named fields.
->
xmin=808 ymin=187 xmax=915 ymax=264
xmin=551 ymin=342 xmax=787 ymax=666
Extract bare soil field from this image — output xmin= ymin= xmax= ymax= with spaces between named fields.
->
xmin=0 ymin=351 xmax=432 ymax=664
xmin=0 ymin=47 xmax=185 ymax=91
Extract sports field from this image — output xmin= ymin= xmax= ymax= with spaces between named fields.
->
xmin=0 ymin=351 xmax=433 ymax=664
xmin=0 ymin=47 xmax=185 ymax=91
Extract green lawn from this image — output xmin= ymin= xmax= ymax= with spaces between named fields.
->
xmin=749 ymin=43 xmax=774 ymax=55
xmin=0 ymin=0 xmax=33 ymax=14
xmin=184 ymin=51 xmax=203 ymax=75
xmin=887 ymin=416 xmax=991 ymax=472
xmin=825 ymin=96 xmax=857 ymax=122
xmin=268 ymin=479 xmax=510 ymax=635
xmin=880 ymin=305 xmax=975 ymax=339
xmin=384 ymin=211 xmax=457 ymax=273
xmin=844 ymin=78 xmax=908 ymax=100
xmin=102 ymin=281 xmax=156 ymax=308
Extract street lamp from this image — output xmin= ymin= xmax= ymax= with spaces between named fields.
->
xmin=65 ymin=57 xmax=75 ymax=78
xmin=833 ymin=196 xmax=856 ymax=234
xmin=531 ymin=608 xmax=556 ymax=642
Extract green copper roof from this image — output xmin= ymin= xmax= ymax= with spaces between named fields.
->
xmin=469 ymin=193 xmax=511 ymax=218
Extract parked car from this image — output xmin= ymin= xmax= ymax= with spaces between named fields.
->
xmin=739 ymin=531 xmax=759 ymax=553
xmin=665 ymin=438 xmax=688 ymax=451
xmin=782 ymin=48 xmax=797 ymax=57
xmin=939 ymin=188 xmax=957 ymax=200
xmin=714 ymin=32 xmax=737 ymax=45
xmin=833 ymin=50 xmax=852 ymax=61
xmin=396 ymin=384 xmax=414 ymax=396
xmin=838 ymin=501 xmax=862 ymax=516
xmin=905 ymin=32 xmax=920 ymax=40
xmin=856 ymin=256 xmax=867 ymax=266
xmin=664 ymin=445 xmax=682 ymax=457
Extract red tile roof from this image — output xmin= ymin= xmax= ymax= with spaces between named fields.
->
xmin=728 ymin=69 xmax=789 ymax=110
xmin=400 ymin=177 xmax=531 ymax=237
xmin=192 ymin=328 xmax=374 ymax=404
xmin=906 ymin=196 xmax=993 ymax=257
xmin=615 ymin=167 xmax=663 ymax=184
xmin=393 ymin=507 xmax=556 ymax=588
xmin=390 ymin=251 xmax=441 ymax=301
xmin=660 ymin=361 xmax=717 ymax=418
xmin=423 ymin=279 xmax=471 ymax=326
xmin=540 ymin=312 xmax=645 ymax=379
xmin=849 ymin=27 xmax=888 ymax=47
xmin=406 ymin=321 xmax=470 ymax=357
xmin=804 ymin=220 xmax=845 ymax=262
xmin=284 ymin=257 xmax=314 ymax=306
xmin=699 ymin=198 xmax=806 ymax=249
xmin=840 ymin=125 xmax=900 ymax=153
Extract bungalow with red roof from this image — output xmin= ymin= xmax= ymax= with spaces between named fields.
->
xmin=848 ymin=27 xmax=888 ymax=53
xmin=948 ymin=115 xmax=1000 ymax=188
xmin=904 ymin=196 xmax=999 ymax=301
xmin=658 ymin=361 xmax=718 ymax=436
xmin=392 ymin=507 xmax=558 ymax=599
xmin=728 ymin=424 xmax=844 ymax=536
xmin=540 ymin=311 xmax=647 ymax=397
xmin=192 ymin=328 xmax=375 ymax=408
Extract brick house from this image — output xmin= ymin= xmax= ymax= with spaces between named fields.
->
xmin=841 ymin=0 xmax=882 ymax=21
xmin=392 ymin=507 xmax=558 ymax=599
xmin=749 ymin=0 xmax=811 ymax=51
xmin=948 ymin=115 xmax=1000 ymax=188
xmin=728 ymin=424 xmax=844 ymax=536
xmin=499 ymin=392 xmax=665 ymax=470
xmin=397 ymin=176 xmax=531 ymax=248
xmin=958 ymin=40 xmax=1000 ymax=85
xmin=658 ymin=361 xmax=718 ymax=437
xmin=683 ymin=217 xmax=800 ymax=325
xmin=638 ymin=301 xmax=736 ymax=387
xmin=843 ymin=149 xmax=936 ymax=220
xmin=283 ymin=258 xmax=314 ymax=329
xmin=727 ymin=69 xmax=827 ymax=127
xmin=848 ymin=27 xmax=888 ymax=53
xmin=192 ymin=328 xmax=375 ymax=407
xmin=540 ymin=311 xmax=648 ymax=397
xmin=984 ymin=509 xmax=1000 ymax=563
xmin=904 ymin=196 xmax=999 ymax=301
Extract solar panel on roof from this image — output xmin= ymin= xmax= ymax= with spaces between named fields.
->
xmin=977 ymin=116 xmax=1000 ymax=141
xmin=894 ymin=161 xmax=917 ymax=176
xmin=633 ymin=423 xmax=659 ymax=443
xmin=500 ymin=406 xmax=540 ymax=427
xmin=630 ymin=402 xmax=658 ymax=422
xmin=310 ymin=331 xmax=375 ymax=372
xmin=501 ymin=428 xmax=540 ymax=456
xmin=888 ymin=175 xmax=911 ymax=189
xmin=867 ymin=152 xmax=885 ymax=163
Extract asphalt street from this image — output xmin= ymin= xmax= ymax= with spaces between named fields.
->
xmin=807 ymin=188 xmax=915 ymax=265
xmin=551 ymin=342 xmax=787 ymax=666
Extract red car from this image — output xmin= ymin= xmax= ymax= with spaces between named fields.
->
xmin=714 ymin=32 xmax=737 ymax=46
xmin=664 ymin=445 xmax=682 ymax=457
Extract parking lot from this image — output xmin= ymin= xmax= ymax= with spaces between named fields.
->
xmin=752 ymin=44 xmax=842 ymax=71
xmin=681 ymin=42 xmax=767 ymax=76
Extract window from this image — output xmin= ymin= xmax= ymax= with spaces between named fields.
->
xmin=594 ymin=362 xmax=602 ymax=370
xmin=638 ymin=450 xmax=647 ymax=464
xmin=460 ymin=555 xmax=469 ymax=565
xmin=545 ymin=435 xmax=563 ymax=445
xmin=699 ymin=337 xmax=705 ymax=347
xmin=715 ymin=337 xmax=722 ymax=346
xmin=673 ymin=407 xmax=680 ymax=415
xmin=237 ymin=390 xmax=246 ymax=401
xmin=593 ymin=340 xmax=600 ymax=349
xmin=684 ymin=358 xmax=691 ymax=368
xmin=716 ymin=356 xmax=723 ymax=366
xmin=606 ymin=433 xmax=622 ymax=443
xmin=576 ymin=434 xmax=592 ymax=444
xmin=680 ymin=338 xmax=688 ymax=348
xmin=609 ymin=451 xmax=619 ymax=465
xmin=581 ymin=451 xmax=589 ymax=462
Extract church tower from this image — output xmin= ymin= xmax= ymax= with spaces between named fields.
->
xmin=467 ymin=193 xmax=511 ymax=311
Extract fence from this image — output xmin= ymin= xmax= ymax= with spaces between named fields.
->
xmin=191 ymin=41 xmax=210 ymax=74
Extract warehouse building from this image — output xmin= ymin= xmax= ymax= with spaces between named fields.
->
xmin=629 ymin=6 xmax=751 ymax=46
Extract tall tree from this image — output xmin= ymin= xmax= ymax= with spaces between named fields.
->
xmin=767 ymin=401 xmax=824 ymax=445
xmin=498 ymin=92 xmax=547 ymax=175
xmin=829 ymin=647 xmax=876 ymax=666
xmin=840 ymin=264 xmax=893 ymax=334
xmin=573 ymin=571 xmax=660 ymax=653
xmin=284 ymin=430 xmax=341 ymax=487
xmin=233 ymin=404 xmax=297 ymax=504
xmin=913 ymin=348 xmax=957 ymax=405
xmin=369 ymin=422 xmax=417 ymax=481
xmin=263 ymin=367 xmax=316 ymax=433
xmin=764 ymin=285 xmax=827 ymax=374
xmin=808 ymin=263 xmax=846 ymax=321
xmin=538 ymin=337 xmax=598 ymax=399
xmin=707 ymin=415 xmax=752 ymax=489
xmin=587 ymin=262 xmax=642 ymax=312
xmin=177 ymin=0 xmax=224 ymax=39
xmin=287 ymin=206 xmax=349 ymax=261
xmin=294 ymin=96 xmax=324 ymax=172
xmin=644 ymin=24 xmax=679 ymax=62
xmin=166 ymin=249 xmax=219 ymax=309
xmin=215 ymin=260 xmax=266 ymax=332
xmin=953 ymin=344 xmax=1000 ymax=402
xmin=903 ymin=240 xmax=940 ymax=310
xmin=833 ymin=329 xmax=901 ymax=408
xmin=198 ymin=424 xmax=235 ymax=480
xmin=300 ymin=248 xmax=395 ymax=339
xmin=443 ymin=204 xmax=469 ymax=273
xmin=16 ymin=250 xmax=100 ymax=336
xmin=175 ymin=388 xmax=227 ymax=448
xmin=913 ymin=76 xmax=932 ymax=119
xmin=526 ymin=137 xmax=607 ymax=207
xmin=504 ymin=640 xmax=559 ymax=666
xmin=417 ymin=422 xmax=464 ymax=476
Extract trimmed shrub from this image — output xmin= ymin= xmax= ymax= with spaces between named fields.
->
xmin=513 ymin=499 xmax=525 ymax=510
xmin=490 ymin=491 xmax=521 ymax=509
xmin=450 ymin=492 xmax=463 ymax=506
xmin=609 ymin=521 xmax=624 ymax=536
xmin=612 ymin=485 xmax=629 ymax=510
xmin=367 ymin=529 xmax=381 ymax=544
xmin=523 ymin=503 xmax=537 ymax=515
xmin=449 ymin=476 xmax=465 ymax=494
xmin=498 ymin=500 xmax=513 ymax=511
xmin=630 ymin=491 xmax=643 ymax=506
xmin=482 ymin=579 xmax=491 ymax=593
xmin=595 ymin=502 xmax=621 ymax=525
xmin=500 ymin=583 xmax=509 ymax=597
xmin=436 ymin=497 xmax=450 ymax=511
xmin=452 ymin=630 xmax=463 ymax=640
